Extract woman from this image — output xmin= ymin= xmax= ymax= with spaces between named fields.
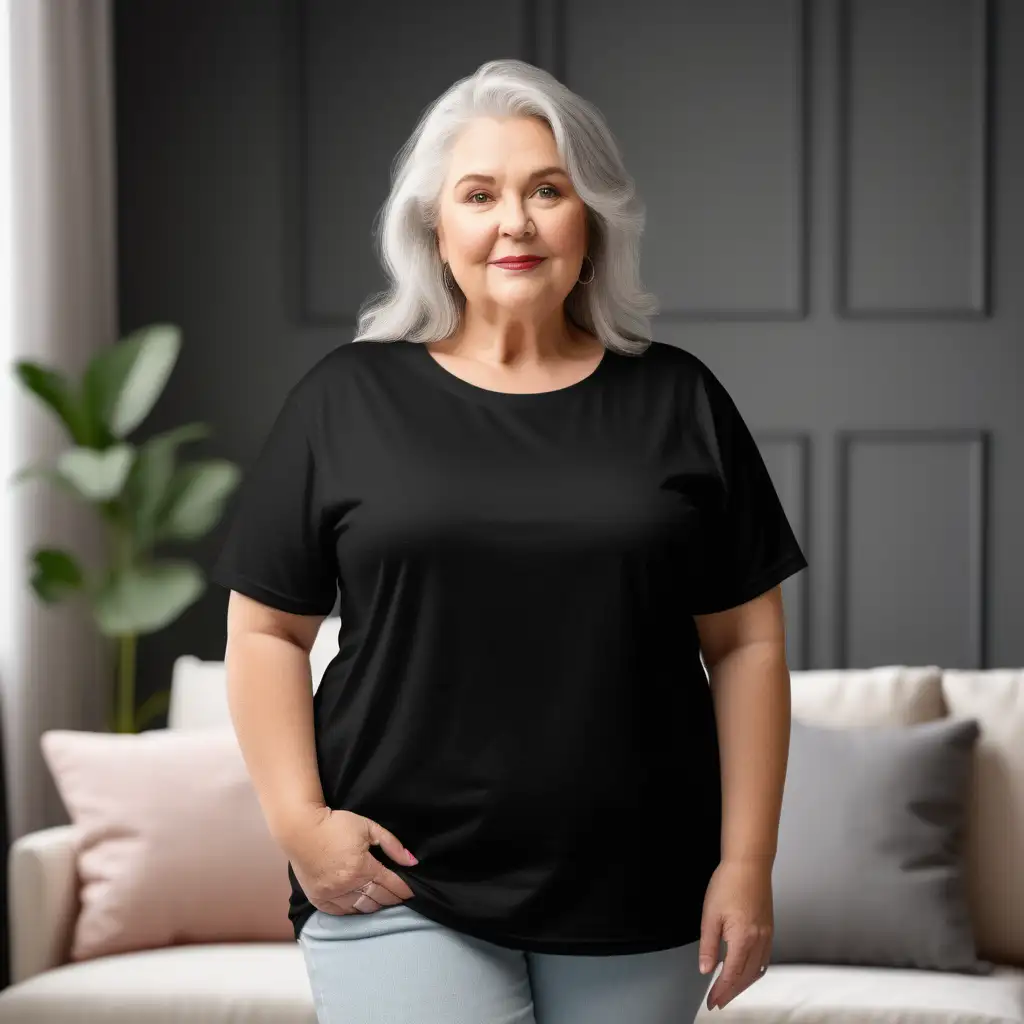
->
xmin=212 ymin=58 xmax=807 ymax=1023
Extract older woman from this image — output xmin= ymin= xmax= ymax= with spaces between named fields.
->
xmin=213 ymin=58 xmax=807 ymax=1024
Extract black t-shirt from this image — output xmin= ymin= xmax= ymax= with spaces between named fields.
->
xmin=211 ymin=337 xmax=808 ymax=955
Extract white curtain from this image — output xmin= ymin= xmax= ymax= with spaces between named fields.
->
xmin=0 ymin=0 xmax=117 ymax=840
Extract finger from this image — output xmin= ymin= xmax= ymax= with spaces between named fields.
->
xmin=697 ymin=913 xmax=722 ymax=975
xmin=315 ymin=883 xmax=394 ymax=916
xmin=743 ymin=935 xmax=772 ymax=991
xmin=710 ymin=945 xmax=754 ymax=1009
xmin=366 ymin=818 xmax=419 ymax=868
xmin=707 ymin=932 xmax=758 ymax=1010
xmin=714 ymin=954 xmax=769 ymax=1010
xmin=716 ymin=952 xmax=767 ymax=1009
xmin=370 ymin=859 xmax=416 ymax=901
xmin=314 ymin=897 xmax=366 ymax=916
xmin=311 ymin=869 xmax=412 ymax=916
xmin=752 ymin=934 xmax=772 ymax=981
xmin=714 ymin=931 xmax=772 ymax=1009
xmin=307 ymin=885 xmax=382 ymax=917
xmin=310 ymin=860 xmax=415 ymax=917
xmin=357 ymin=871 xmax=409 ymax=907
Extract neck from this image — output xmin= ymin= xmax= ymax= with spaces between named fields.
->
xmin=439 ymin=307 xmax=592 ymax=367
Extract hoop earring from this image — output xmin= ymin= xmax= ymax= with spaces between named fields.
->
xmin=442 ymin=261 xmax=455 ymax=291
xmin=577 ymin=255 xmax=595 ymax=285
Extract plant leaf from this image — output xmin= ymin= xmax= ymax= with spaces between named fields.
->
xmin=12 ymin=361 xmax=93 ymax=445
xmin=8 ymin=461 xmax=79 ymax=495
xmin=83 ymin=324 xmax=181 ymax=439
xmin=9 ymin=462 xmax=51 ymax=486
xmin=29 ymin=548 xmax=85 ymax=602
xmin=56 ymin=444 xmax=135 ymax=502
xmin=81 ymin=345 xmax=135 ymax=448
xmin=92 ymin=560 xmax=204 ymax=636
xmin=156 ymin=459 xmax=241 ymax=541
xmin=123 ymin=423 xmax=211 ymax=550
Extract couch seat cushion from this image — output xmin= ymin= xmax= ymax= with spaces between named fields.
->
xmin=693 ymin=963 xmax=1024 ymax=1023
xmin=0 ymin=943 xmax=314 ymax=1023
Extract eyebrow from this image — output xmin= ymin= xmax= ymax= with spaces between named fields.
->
xmin=453 ymin=165 xmax=569 ymax=190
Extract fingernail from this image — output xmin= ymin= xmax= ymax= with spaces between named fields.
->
xmin=404 ymin=848 xmax=418 ymax=864
xmin=699 ymin=957 xmax=712 ymax=974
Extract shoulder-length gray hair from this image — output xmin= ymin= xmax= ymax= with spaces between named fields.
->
xmin=352 ymin=59 xmax=658 ymax=356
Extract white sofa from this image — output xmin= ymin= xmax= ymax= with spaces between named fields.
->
xmin=0 ymin=618 xmax=1021 ymax=1023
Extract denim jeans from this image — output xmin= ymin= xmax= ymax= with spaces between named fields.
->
xmin=297 ymin=903 xmax=712 ymax=1024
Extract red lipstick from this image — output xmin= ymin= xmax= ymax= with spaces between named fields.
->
xmin=491 ymin=255 xmax=545 ymax=270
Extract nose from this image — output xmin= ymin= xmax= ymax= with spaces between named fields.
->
xmin=497 ymin=195 xmax=533 ymax=237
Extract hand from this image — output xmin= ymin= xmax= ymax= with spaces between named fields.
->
xmin=698 ymin=858 xmax=774 ymax=1011
xmin=281 ymin=805 xmax=419 ymax=916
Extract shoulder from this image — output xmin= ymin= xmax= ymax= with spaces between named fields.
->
xmin=619 ymin=338 xmax=715 ymax=389
xmin=285 ymin=339 xmax=406 ymax=403
xmin=624 ymin=338 xmax=700 ymax=370
xmin=621 ymin=343 xmax=742 ymax=445
xmin=295 ymin=339 xmax=399 ymax=387
xmin=262 ymin=340 xmax=407 ymax=444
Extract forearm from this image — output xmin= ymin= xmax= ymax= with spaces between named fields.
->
xmin=225 ymin=631 xmax=327 ymax=845
xmin=708 ymin=641 xmax=791 ymax=864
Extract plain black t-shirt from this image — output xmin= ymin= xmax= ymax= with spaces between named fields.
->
xmin=211 ymin=337 xmax=808 ymax=955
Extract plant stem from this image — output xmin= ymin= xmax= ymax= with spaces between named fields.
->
xmin=117 ymin=633 xmax=137 ymax=733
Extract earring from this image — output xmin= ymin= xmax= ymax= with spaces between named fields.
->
xmin=577 ymin=255 xmax=595 ymax=285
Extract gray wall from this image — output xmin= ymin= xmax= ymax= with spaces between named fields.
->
xmin=114 ymin=0 xmax=1024 ymax=719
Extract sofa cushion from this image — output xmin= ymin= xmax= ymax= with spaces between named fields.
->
xmin=789 ymin=666 xmax=945 ymax=727
xmin=40 ymin=729 xmax=294 ymax=961
xmin=691 ymin=963 xmax=1024 ymax=1023
xmin=0 ymin=943 xmax=315 ymax=1023
xmin=770 ymin=716 xmax=991 ymax=973
xmin=942 ymin=670 xmax=1024 ymax=968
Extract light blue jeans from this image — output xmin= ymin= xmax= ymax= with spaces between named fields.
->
xmin=297 ymin=903 xmax=712 ymax=1024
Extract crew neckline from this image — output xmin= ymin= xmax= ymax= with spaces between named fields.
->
xmin=409 ymin=339 xmax=612 ymax=405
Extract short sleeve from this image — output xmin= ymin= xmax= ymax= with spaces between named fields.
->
xmin=210 ymin=390 xmax=338 ymax=616
xmin=687 ymin=363 xmax=808 ymax=615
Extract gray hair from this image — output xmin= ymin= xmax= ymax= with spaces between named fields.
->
xmin=352 ymin=59 xmax=658 ymax=356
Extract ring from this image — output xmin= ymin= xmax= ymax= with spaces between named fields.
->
xmin=758 ymin=965 xmax=768 ymax=975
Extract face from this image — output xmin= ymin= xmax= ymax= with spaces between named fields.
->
xmin=435 ymin=116 xmax=589 ymax=318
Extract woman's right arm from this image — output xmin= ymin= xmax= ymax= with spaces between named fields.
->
xmin=222 ymin=589 xmax=418 ymax=915
xmin=224 ymin=589 xmax=328 ymax=847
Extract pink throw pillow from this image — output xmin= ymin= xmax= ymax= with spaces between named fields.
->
xmin=41 ymin=728 xmax=295 ymax=960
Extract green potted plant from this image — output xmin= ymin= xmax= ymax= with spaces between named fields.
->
xmin=8 ymin=323 xmax=241 ymax=734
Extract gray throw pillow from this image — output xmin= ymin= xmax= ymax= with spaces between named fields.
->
xmin=770 ymin=716 xmax=992 ymax=973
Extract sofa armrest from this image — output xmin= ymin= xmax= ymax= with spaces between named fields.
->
xmin=7 ymin=825 xmax=80 ymax=984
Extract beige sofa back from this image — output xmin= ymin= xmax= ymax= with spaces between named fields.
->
xmin=940 ymin=670 xmax=1024 ymax=968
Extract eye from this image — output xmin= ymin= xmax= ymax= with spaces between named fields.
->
xmin=466 ymin=185 xmax=563 ymax=204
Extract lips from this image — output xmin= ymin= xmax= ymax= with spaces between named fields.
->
xmin=491 ymin=257 xmax=545 ymax=269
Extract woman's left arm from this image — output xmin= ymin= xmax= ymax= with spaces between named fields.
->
xmin=694 ymin=584 xmax=793 ymax=1011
